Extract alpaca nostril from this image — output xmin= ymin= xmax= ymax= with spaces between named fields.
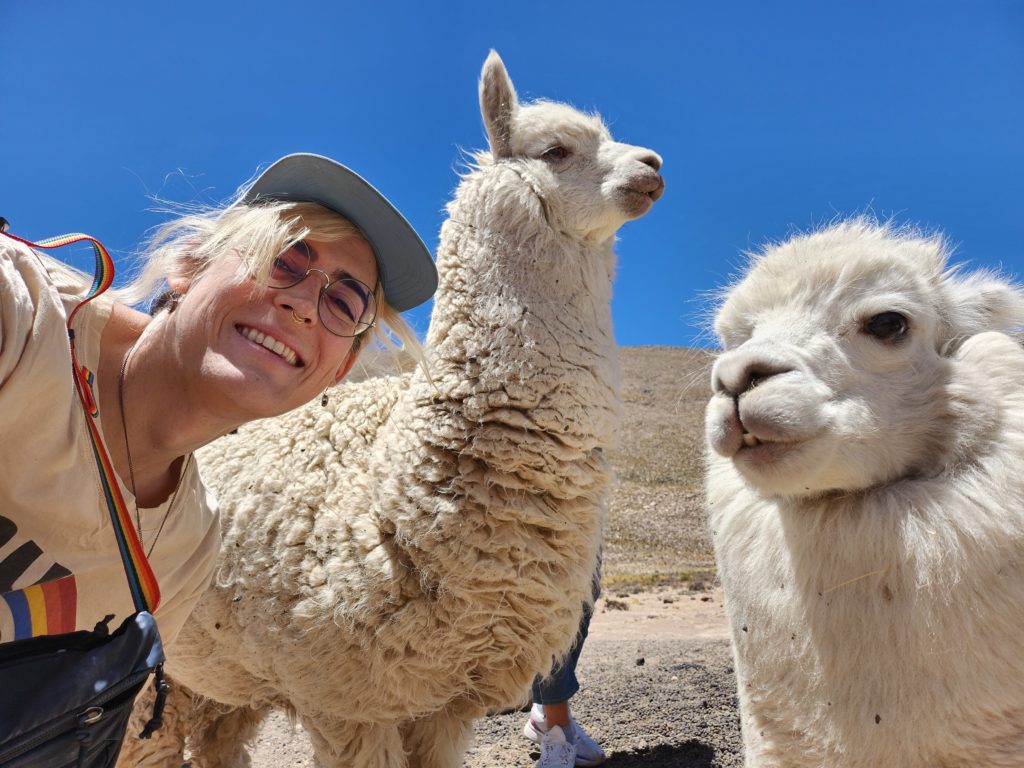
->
xmin=739 ymin=365 xmax=792 ymax=394
xmin=747 ymin=369 xmax=769 ymax=389
xmin=713 ymin=354 xmax=794 ymax=397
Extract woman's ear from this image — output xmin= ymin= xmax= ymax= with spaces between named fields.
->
xmin=167 ymin=261 xmax=202 ymax=293
xmin=166 ymin=249 xmax=208 ymax=294
xmin=167 ymin=273 xmax=191 ymax=294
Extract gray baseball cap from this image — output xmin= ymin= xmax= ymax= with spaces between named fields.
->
xmin=242 ymin=153 xmax=437 ymax=312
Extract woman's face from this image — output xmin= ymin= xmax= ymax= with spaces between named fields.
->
xmin=167 ymin=234 xmax=378 ymax=421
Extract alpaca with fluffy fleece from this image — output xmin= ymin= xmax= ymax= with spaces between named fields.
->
xmin=705 ymin=219 xmax=1024 ymax=767
xmin=119 ymin=51 xmax=663 ymax=768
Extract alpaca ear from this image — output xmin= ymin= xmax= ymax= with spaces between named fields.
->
xmin=943 ymin=272 xmax=1024 ymax=339
xmin=479 ymin=50 xmax=518 ymax=160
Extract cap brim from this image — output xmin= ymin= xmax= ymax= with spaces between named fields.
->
xmin=241 ymin=153 xmax=437 ymax=312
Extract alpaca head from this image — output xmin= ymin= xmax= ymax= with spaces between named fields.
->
xmin=705 ymin=219 xmax=1024 ymax=498
xmin=477 ymin=50 xmax=664 ymax=242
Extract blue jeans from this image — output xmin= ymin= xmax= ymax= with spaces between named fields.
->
xmin=531 ymin=562 xmax=602 ymax=705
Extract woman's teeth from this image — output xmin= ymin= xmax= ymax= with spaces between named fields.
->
xmin=239 ymin=326 xmax=299 ymax=366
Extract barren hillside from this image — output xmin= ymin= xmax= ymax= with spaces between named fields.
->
xmin=604 ymin=346 xmax=716 ymax=590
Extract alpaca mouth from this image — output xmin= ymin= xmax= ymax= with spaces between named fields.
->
xmin=618 ymin=174 xmax=664 ymax=217
xmin=645 ymin=176 xmax=665 ymax=202
xmin=628 ymin=175 xmax=665 ymax=201
xmin=736 ymin=431 xmax=803 ymax=465
xmin=739 ymin=431 xmax=780 ymax=452
xmin=619 ymin=186 xmax=660 ymax=217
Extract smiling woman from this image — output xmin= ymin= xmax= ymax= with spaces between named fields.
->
xmin=122 ymin=201 xmax=402 ymax=422
xmin=0 ymin=153 xmax=437 ymax=765
xmin=125 ymin=199 xmax=420 ymax=375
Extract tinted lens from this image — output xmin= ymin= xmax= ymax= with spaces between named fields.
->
xmin=268 ymin=242 xmax=311 ymax=288
xmin=320 ymin=278 xmax=376 ymax=337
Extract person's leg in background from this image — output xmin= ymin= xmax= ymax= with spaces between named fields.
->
xmin=525 ymin=564 xmax=606 ymax=767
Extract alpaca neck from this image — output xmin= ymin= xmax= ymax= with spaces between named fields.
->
xmin=370 ymin=167 xmax=622 ymax=544
xmin=424 ymin=189 xmax=621 ymax=458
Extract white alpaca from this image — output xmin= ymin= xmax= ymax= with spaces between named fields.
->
xmin=705 ymin=219 xmax=1024 ymax=767
xmin=120 ymin=51 xmax=663 ymax=768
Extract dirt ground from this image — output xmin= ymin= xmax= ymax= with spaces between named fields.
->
xmin=239 ymin=588 xmax=741 ymax=767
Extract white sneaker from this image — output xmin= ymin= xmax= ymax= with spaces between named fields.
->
xmin=534 ymin=725 xmax=577 ymax=768
xmin=523 ymin=704 xmax=607 ymax=766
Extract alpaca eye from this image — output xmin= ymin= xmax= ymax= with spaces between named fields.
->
xmin=863 ymin=312 xmax=909 ymax=342
xmin=541 ymin=146 xmax=571 ymax=162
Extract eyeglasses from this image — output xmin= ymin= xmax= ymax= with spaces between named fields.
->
xmin=266 ymin=241 xmax=377 ymax=337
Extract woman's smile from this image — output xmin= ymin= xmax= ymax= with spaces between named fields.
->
xmin=236 ymin=323 xmax=303 ymax=367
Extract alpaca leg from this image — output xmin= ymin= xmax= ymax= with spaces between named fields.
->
xmin=186 ymin=699 xmax=270 ymax=768
xmin=301 ymin=714 xmax=407 ymax=768
xmin=116 ymin=677 xmax=189 ymax=767
xmin=400 ymin=708 xmax=476 ymax=768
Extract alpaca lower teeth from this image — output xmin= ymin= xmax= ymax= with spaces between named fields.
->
xmin=742 ymin=433 xmax=760 ymax=447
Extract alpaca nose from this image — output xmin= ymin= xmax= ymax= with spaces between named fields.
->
xmin=638 ymin=152 xmax=662 ymax=172
xmin=712 ymin=351 xmax=794 ymax=397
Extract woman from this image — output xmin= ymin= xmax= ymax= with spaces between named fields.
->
xmin=0 ymin=153 xmax=437 ymax=648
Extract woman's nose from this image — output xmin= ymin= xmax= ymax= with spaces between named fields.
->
xmin=276 ymin=271 xmax=327 ymax=323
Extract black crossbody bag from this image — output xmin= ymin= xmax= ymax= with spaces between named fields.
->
xmin=0 ymin=226 xmax=168 ymax=767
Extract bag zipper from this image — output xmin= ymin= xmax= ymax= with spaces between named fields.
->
xmin=0 ymin=667 xmax=153 ymax=762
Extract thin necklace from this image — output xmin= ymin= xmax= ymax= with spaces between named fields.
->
xmin=118 ymin=341 xmax=191 ymax=558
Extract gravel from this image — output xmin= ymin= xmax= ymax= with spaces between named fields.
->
xmin=465 ymin=638 xmax=742 ymax=768
xmin=244 ymin=637 xmax=742 ymax=768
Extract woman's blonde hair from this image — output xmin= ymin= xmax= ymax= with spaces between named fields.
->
xmin=117 ymin=200 xmax=426 ymax=369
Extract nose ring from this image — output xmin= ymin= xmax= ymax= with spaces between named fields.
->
xmin=291 ymin=310 xmax=305 ymax=325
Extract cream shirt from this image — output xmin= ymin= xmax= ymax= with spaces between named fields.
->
xmin=0 ymin=237 xmax=219 ymax=646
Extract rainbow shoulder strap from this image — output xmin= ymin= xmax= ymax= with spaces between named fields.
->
xmin=1 ymin=226 xmax=160 ymax=614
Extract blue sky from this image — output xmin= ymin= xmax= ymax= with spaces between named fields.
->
xmin=2 ymin=1 xmax=1022 ymax=347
